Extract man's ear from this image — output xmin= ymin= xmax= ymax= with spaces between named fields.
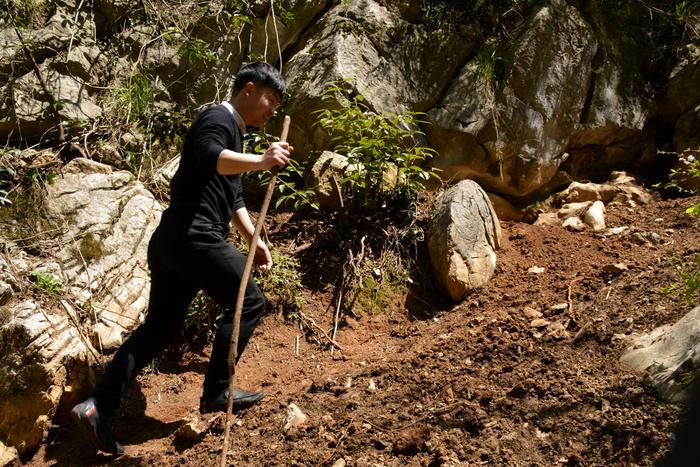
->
xmin=243 ymin=81 xmax=257 ymax=96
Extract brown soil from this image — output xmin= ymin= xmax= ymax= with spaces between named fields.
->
xmin=26 ymin=192 xmax=700 ymax=466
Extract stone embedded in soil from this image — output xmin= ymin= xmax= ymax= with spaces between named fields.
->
xmin=174 ymin=413 xmax=217 ymax=442
xmin=603 ymin=263 xmax=629 ymax=274
xmin=523 ymin=307 xmax=543 ymax=319
xmin=562 ymin=216 xmax=586 ymax=231
xmin=528 ymin=266 xmax=545 ymax=274
xmin=531 ymin=318 xmax=551 ymax=328
xmin=393 ymin=425 xmax=431 ymax=455
xmin=584 ymin=200 xmax=606 ymax=230
xmin=282 ymin=403 xmax=308 ymax=432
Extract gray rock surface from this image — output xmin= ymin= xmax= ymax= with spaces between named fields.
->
xmin=622 ymin=305 xmax=700 ymax=403
xmin=0 ymin=158 xmax=162 ymax=455
xmin=427 ymin=180 xmax=501 ymax=301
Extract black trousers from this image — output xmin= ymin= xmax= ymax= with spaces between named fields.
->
xmin=93 ymin=226 xmax=265 ymax=416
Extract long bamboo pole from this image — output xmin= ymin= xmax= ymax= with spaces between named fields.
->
xmin=220 ymin=115 xmax=291 ymax=466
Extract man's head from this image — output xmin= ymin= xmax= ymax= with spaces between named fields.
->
xmin=232 ymin=62 xmax=285 ymax=128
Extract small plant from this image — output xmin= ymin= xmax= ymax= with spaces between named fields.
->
xmin=658 ymin=148 xmax=700 ymax=303
xmin=178 ymin=37 xmax=219 ymax=65
xmin=106 ymin=72 xmax=153 ymax=122
xmin=255 ymin=247 xmax=305 ymax=319
xmin=30 ymin=270 xmax=63 ymax=294
xmin=183 ymin=292 xmax=223 ymax=337
xmin=4 ymin=0 xmax=44 ymax=27
xmin=242 ymin=129 xmax=320 ymax=212
xmin=313 ymin=80 xmax=440 ymax=212
xmin=657 ymin=149 xmax=700 ymax=216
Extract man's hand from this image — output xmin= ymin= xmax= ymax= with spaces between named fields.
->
xmin=254 ymin=239 xmax=273 ymax=272
xmin=259 ymin=142 xmax=292 ymax=171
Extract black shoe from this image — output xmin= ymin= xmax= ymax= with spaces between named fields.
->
xmin=71 ymin=397 xmax=124 ymax=455
xmin=200 ymin=388 xmax=266 ymax=414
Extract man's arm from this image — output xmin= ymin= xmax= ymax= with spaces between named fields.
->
xmin=216 ymin=142 xmax=291 ymax=176
xmin=231 ymin=207 xmax=273 ymax=271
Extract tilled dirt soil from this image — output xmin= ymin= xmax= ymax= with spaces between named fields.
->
xmin=27 ymin=193 xmax=700 ymax=466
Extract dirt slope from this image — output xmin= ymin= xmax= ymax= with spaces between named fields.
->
xmin=26 ymin=193 xmax=700 ymax=466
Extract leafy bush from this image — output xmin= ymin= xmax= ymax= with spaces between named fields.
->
xmin=313 ymin=80 xmax=440 ymax=212
xmin=106 ymin=72 xmax=153 ymax=122
xmin=255 ymin=248 xmax=305 ymax=319
xmin=659 ymin=149 xmax=700 ymax=303
xmin=30 ymin=270 xmax=63 ymax=294
xmin=242 ymin=129 xmax=320 ymax=212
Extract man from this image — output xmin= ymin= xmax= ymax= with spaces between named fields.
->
xmin=71 ymin=62 xmax=292 ymax=455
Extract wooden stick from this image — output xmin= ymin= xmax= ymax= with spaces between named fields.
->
xmin=220 ymin=115 xmax=291 ymax=467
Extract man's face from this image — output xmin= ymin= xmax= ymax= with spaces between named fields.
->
xmin=239 ymin=83 xmax=281 ymax=128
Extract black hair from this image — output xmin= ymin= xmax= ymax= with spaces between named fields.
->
xmin=233 ymin=62 xmax=285 ymax=99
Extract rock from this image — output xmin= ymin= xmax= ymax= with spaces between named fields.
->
xmin=605 ymin=226 xmax=629 ymax=236
xmin=367 ymin=379 xmax=377 ymax=393
xmin=427 ymin=180 xmax=501 ymax=301
xmin=546 ymin=321 xmax=570 ymax=340
xmin=0 ymin=282 xmax=12 ymax=306
xmin=332 ymin=459 xmax=347 ymax=467
xmin=603 ymin=263 xmax=628 ymax=274
xmin=0 ymin=441 xmax=18 ymax=467
xmin=249 ymin=0 xmax=329 ymax=64
xmin=46 ymin=158 xmax=162 ymax=350
xmin=0 ymin=66 xmax=102 ymax=140
xmin=394 ymin=425 xmax=430 ymax=455
xmin=487 ymin=193 xmax=526 ymax=222
xmin=583 ymin=200 xmax=606 ymax=231
xmin=0 ymin=300 xmax=96 ymax=456
xmin=531 ymin=318 xmax=551 ymax=329
xmin=549 ymin=303 xmax=569 ymax=313
xmin=621 ymin=305 xmax=700 ymax=403
xmin=660 ymin=44 xmax=700 ymax=124
xmin=557 ymin=201 xmax=592 ymax=219
xmin=562 ymin=216 xmax=585 ymax=232
xmin=558 ymin=173 xmax=652 ymax=206
xmin=0 ymin=157 xmax=162 ymax=455
xmin=92 ymin=322 xmax=123 ymax=350
xmin=283 ymin=0 xmax=474 ymax=155
xmin=534 ymin=212 xmax=559 ymax=226
xmin=282 ymin=403 xmax=308 ymax=432
xmin=528 ymin=266 xmax=545 ymax=274
xmin=174 ymin=412 xmax=216 ymax=442
xmin=523 ymin=307 xmax=543 ymax=319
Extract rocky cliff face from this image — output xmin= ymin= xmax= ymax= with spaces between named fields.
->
xmin=0 ymin=0 xmax=694 ymax=198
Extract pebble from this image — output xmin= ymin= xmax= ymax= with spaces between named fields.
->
xmin=562 ymin=216 xmax=586 ymax=231
xmin=584 ymin=201 xmax=606 ymax=231
xmin=523 ymin=306 xmax=543 ymax=319
xmin=531 ymin=318 xmax=551 ymax=328
xmin=528 ymin=266 xmax=545 ymax=274
xmin=603 ymin=263 xmax=628 ymax=274
xmin=282 ymin=403 xmax=308 ymax=432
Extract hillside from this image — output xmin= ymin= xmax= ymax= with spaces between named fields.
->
xmin=22 ymin=191 xmax=700 ymax=466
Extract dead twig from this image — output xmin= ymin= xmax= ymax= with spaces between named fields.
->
xmin=299 ymin=310 xmax=344 ymax=351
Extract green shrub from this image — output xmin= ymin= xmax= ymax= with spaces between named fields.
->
xmin=106 ymin=72 xmax=153 ymax=122
xmin=29 ymin=270 xmax=62 ymax=294
xmin=313 ymin=80 xmax=440 ymax=212
xmin=659 ymin=149 xmax=700 ymax=303
xmin=255 ymin=248 xmax=305 ymax=319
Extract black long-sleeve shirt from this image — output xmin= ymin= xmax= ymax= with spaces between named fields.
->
xmin=159 ymin=105 xmax=245 ymax=242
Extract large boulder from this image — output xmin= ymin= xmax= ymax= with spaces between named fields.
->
xmin=427 ymin=180 xmax=501 ymax=302
xmin=249 ymin=0 xmax=329 ymax=65
xmin=0 ymin=299 xmax=96 ymax=457
xmin=282 ymin=0 xmax=475 ymax=156
xmin=0 ymin=157 xmax=162 ymax=455
xmin=46 ymin=158 xmax=162 ymax=347
xmin=426 ymin=0 xmax=655 ymax=199
xmin=621 ymin=306 xmax=700 ymax=403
